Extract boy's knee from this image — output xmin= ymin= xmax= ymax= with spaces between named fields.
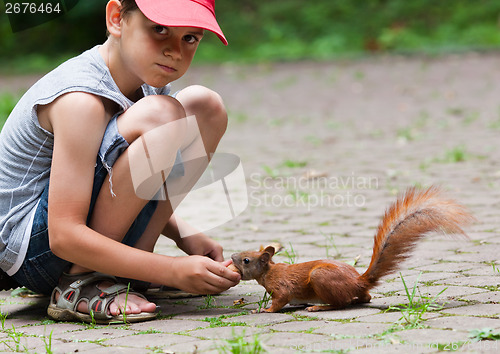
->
xmin=133 ymin=95 xmax=187 ymax=136
xmin=178 ymin=85 xmax=228 ymax=133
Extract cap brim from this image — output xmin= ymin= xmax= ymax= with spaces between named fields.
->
xmin=136 ymin=0 xmax=228 ymax=45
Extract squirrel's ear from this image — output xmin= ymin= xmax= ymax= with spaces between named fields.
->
xmin=264 ymin=246 xmax=275 ymax=257
xmin=259 ymin=252 xmax=270 ymax=264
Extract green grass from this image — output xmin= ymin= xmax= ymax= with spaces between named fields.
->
xmin=2 ymin=0 xmax=500 ymax=71
xmin=215 ymin=329 xmax=267 ymax=354
xmin=0 ymin=92 xmax=21 ymax=130
xmin=469 ymin=328 xmax=500 ymax=342
xmin=388 ymin=272 xmax=447 ymax=328
xmin=278 ymin=242 xmax=297 ymax=264
xmin=203 ymin=315 xmax=247 ymax=328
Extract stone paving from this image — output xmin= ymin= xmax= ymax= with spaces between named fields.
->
xmin=1 ymin=52 xmax=500 ymax=353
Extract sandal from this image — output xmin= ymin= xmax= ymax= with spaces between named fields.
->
xmin=47 ymin=272 xmax=157 ymax=324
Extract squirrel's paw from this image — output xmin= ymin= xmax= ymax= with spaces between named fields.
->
xmin=306 ymin=305 xmax=338 ymax=312
xmin=251 ymin=308 xmax=272 ymax=314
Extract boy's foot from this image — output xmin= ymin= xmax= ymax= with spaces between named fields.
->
xmin=48 ymin=272 xmax=157 ymax=324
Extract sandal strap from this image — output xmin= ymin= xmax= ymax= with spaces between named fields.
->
xmin=86 ymin=283 xmax=146 ymax=321
xmin=51 ymin=272 xmax=144 ymax=321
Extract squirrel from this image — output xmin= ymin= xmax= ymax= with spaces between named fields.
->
xmin=230 ymin=186 xmax=474 ymax=312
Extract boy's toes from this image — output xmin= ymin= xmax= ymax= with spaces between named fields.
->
xmin=140 ymin=301 xmax=157 ymax=313
xmin=110 ymin=294 xmax=156 ymax=316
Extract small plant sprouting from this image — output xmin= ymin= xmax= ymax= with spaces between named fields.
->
xmin=257 ymin=291 xmax=272 ymax=313
xmin=43 ymin=329 xmax=54 ymax=354
xmin=490 ymin=262 xmax=500 ymax=274
xmin=281 ymin=159 xmax=307 ymax=168
xmin=469 ymin=328 xmax=500 ymax=342
xmin=261 ymin=165 xmax=280 ymax=178
xmin=0 ymin=311 xmax=7 ymax=330
xmin=3 ymin=324 xmax=29 ymax=352
xmin=89 ymin=309 xmax=97 ymax=328
xmin=443 ymin=145 xmax=469 ymax=163
xmin=110 ymin=282 xmax=134 ymax=325
xmin=280 ymin=243 xmax=297 ymax=264
xmin=320 ymin=231 xmax=339 ymax=259
xmin=120 ymin=282 xmax=131 ymax=324
xmin=217 ymin=329 xmax=267 ymax=353
xmin=388 ymin=272 xmax=447 ymax=328
xmin=200 ymin=294 xmax=218 ymax=309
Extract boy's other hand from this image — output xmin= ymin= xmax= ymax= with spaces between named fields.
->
xmin=177 ymin=233 xmax=224 ymax=261
xmin=169 ymin=256 xmax=240 ymax=294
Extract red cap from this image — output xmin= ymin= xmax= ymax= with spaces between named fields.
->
xmin=135 ymin=0 xmax=227 ymax=45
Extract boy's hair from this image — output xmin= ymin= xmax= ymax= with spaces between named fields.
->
xmin=120 ymin=0 xmax=139 ymax=17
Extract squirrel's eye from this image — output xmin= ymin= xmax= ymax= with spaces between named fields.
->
xmin=243 ymin=258 xmax=250 ymax=264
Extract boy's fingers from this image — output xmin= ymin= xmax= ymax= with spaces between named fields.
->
xmin=205 ymin=246 xmax=224 ymax=262
xmin=207 ymin=261 xmax=240 ymax=284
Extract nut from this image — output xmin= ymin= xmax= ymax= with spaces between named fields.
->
xmin=227 ymin=263 xmax=241 ymax=274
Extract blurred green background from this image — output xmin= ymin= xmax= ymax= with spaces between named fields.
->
xmin=1 ymin=0 xmax=500 ymax=73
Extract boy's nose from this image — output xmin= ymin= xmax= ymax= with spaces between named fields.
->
xmin=163 ymin=41 xmax=181 ymax=60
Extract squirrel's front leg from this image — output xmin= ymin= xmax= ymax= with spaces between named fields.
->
xmin=253 ymin=295 xmax=289 ymax=313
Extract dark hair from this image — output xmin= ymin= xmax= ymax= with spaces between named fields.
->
xmin=120 ymin=0 xmax=139 ymax=17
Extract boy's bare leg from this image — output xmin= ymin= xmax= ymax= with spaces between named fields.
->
xmin=134 ymin=85 xmax=228 ymax=252
xmin=64 ymin=86 xmax=227 ymax=316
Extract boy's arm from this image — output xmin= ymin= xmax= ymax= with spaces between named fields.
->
xmin=44 ymin=92 xmax=239 ymax=293
xmin=163 ymin=215 xmax=224 ymax=261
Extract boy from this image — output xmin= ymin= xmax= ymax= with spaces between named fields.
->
xmin=0 ymin=0 xmax=240 ymax=323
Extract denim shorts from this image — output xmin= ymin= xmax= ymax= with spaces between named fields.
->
xmin=12 ymin=115 xmax=159 ymax=295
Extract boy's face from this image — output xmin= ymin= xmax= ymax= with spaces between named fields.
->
xmin=118 ymin=9 xmax=204 ymax=88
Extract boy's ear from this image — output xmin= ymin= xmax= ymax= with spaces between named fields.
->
xmin=106 ymin=0 xmax=123 ymax=38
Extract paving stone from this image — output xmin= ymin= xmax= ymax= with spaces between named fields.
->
xmin=417 ymin=262 xmax=476 ymax=273
xmin=15 ymin=322 xmax=84 ymax=336
xmin=32 ymin=340 xmax=104 ymax=353
xmin=353 ymin=342 xmax=440 ymax=353
xmin=395 ymin=327 xmax=470 ymax=345
xmin=460 ymin=290 xmax=500 ymax=303
xmin=3 ymin=53 xmax=500 ymax=352
xmin=53 ymin=326 xmax=133 ymax=343
xmin=442 ymin=303 xmax=500 ymax=317
xmin=267 ymin=319 xmax=336 ymax=333
xmin=173 ymin=307 xmax=245 ymax=321
xmin=187 ymin=325 xmax=267 ymax=340
xmin=127 ymin=318 xmax=209 ymax=333
xmin=293 ymin=306 xmax=381 ymax=321
xmin=105 ymin=332 xmax=198 ymax=348
xmin=261 ymin=331 xmax=336 ymax=349
xmin=164 ymin=339 xmax=215 ymax=353
xmin=313 ymin=321 xmax=392 ymax=337
xmin=0 ymin=335 xmax=46 ymax=351
xmin=79 ymin=346 xmax=151 ymax=353
xmin=444 ymin=275 xmax=500 ymax=287
xmin=418 ymin=285 xmax=489 ymax=298
xmin=284 ymin=336 xmax=383 ymax=352
xmin=426 ymin=315 xmax=500 ymax=331
xmin=356 ymin=310 xmax=440 ymax=324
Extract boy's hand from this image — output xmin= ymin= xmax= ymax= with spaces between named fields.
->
xmin=169 ymin=256 xmax=240 ymax=294
xmin=177 ymin=233 xmax=224 ymax=261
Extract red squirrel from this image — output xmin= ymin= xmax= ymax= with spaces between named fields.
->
xmin=230 ymin=186 xmax=474 ymax=312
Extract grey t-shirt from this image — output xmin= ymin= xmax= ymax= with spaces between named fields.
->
xmin=0 ymin=46 xmax=170 ymax=273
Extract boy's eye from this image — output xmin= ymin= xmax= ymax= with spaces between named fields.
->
xmin=153 ymin=25 xmax=168 ymax=35
xmin=183 ymin=34 xmax=200 ymax=44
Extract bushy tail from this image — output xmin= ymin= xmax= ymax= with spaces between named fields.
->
xmin=359 ymin=186 xmax=474 ymax=289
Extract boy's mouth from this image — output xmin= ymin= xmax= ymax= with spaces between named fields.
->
xmin=158 ymin=64 xmax=176 ymax=73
